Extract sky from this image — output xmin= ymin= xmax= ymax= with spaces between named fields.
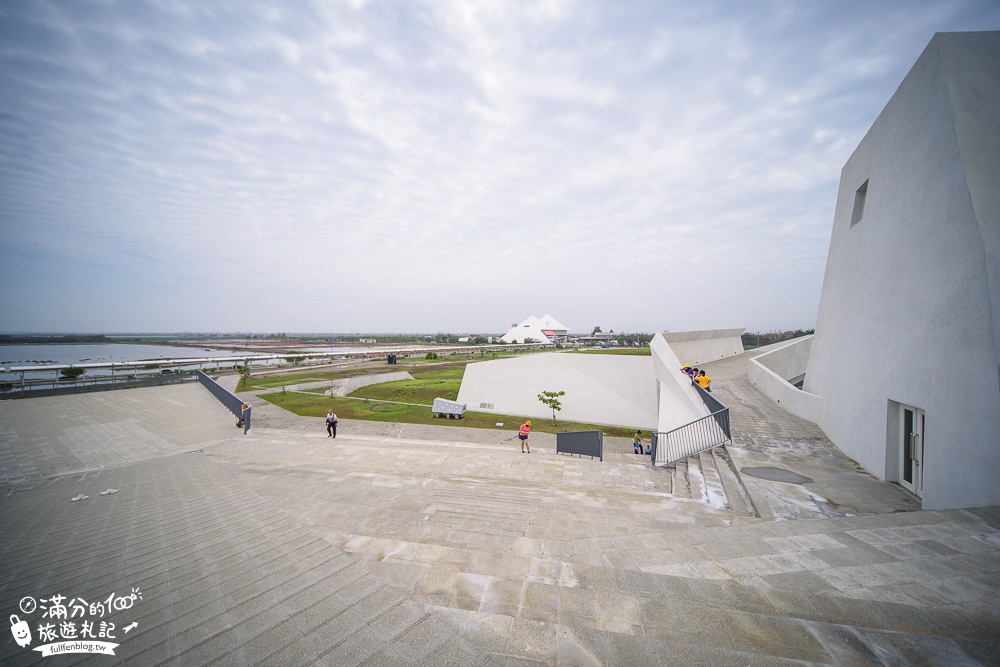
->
xmin=1 ymin=1 xmax=998 ymax=336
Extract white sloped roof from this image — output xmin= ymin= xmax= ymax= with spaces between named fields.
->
xmin=537 ymin=314 xmax=568 ymax=333
xmin=500 ymin=314 xmax=571 ymax=344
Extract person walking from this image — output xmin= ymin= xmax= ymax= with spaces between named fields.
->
xmin=326 ymin=409 xmax=339 ymax=437
xmin=518 ymin=420 xmax=532 ymax=453
xmin=695 ymin=370 xmax=712 ymax=392
xmin=633 ymin=430 xmax=645 ymax=454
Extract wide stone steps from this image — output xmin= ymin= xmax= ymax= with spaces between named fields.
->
xmin=662 ymin=446 xmax=756 ymax=517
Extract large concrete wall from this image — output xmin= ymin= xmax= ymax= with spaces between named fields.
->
xmin=663 ymin=329 xmax=745 ymax=366
xmin=804 ymin=32 xmax=1000 ymax=510
xmin=749 ymin=337 xmax=821 ymax=424
xmin=457 ymin=353 xmax=659 ymax=429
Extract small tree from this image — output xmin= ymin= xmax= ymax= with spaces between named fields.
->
xmin=537 ymin=390 xmax=566 ymax=425
xmin=239 ymin=363 xmax=252 ymax=389
xmin=60 ymin=367 xmax=85 ymax=379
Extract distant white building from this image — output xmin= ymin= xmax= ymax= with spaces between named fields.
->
xmin=500 ymin=314 xmax=568 ymax=344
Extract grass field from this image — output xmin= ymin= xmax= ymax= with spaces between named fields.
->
xmin=237 ymin=348 xmax=542 ymax=392
xmin=245 ymin=350 xmax=644 ymax=437
xmin=254 ymin=359 xmax=638 ymax=437
xmin=260 ymin=390 xmax=637 ymax=437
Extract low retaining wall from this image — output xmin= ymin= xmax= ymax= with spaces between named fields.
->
xmin=326 ymin=371 xmax=414 ymax=397
xmin=748 ymin=336 xmax=822 ymax=424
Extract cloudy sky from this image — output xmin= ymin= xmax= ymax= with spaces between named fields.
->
xmin=1 ymin=1 xmax=997 ymax=335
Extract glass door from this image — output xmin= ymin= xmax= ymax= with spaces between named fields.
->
xmin=900 ymin=406 xmax=924 ymax=496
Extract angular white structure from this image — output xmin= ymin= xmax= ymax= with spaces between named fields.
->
xmin=500 ymin=314 xmax=568 ymax=345
xmin=457 ymin=330 xmax=737 ymax=432
xmin=458 ymin=352 xmax=659 ymax=428
xmin=764 ymin=32 xmax=1000 ymax=511
xmin=649 ymin=334 xmax=713 ymax=433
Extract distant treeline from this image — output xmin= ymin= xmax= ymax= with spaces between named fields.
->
xmin=742 ymin=329 xmax=814 ymax=348
xmin=0 ymin=334 xmax=114 ymax=345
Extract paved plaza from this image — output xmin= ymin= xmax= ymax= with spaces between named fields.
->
xmin=1 ymin=351 xmax=999 ymax=665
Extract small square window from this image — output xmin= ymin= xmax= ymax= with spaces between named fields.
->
xmin=850 ymin=179 xmax=868 ymax=227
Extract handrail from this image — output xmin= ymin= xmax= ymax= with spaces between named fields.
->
xmin=0 ymin=374 xmax=194 ymax=399
xmin=650 ymin=384 xmax=731 ymax=467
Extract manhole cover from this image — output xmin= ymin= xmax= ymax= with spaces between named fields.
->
xmin=740 ymin=467 xmax=814 ymax=485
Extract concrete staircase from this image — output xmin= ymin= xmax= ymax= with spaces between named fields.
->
xmin=662 ymin=446 xmax=757 ymax=517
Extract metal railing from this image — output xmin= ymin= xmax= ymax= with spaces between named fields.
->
xmin=196 ymin=371 xmax=250 ymax=434
xmin=650 ymin=385 xmax=731 ymax=467
xmin=0 ymin=373 xmax=195 ymax=399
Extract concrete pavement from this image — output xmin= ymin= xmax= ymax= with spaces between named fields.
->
xmin=1 ymin=351 xmax=998 ymax=665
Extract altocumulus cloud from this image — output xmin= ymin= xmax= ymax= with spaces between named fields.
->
xmin=1 ymin=0 xmax=998 ymax=333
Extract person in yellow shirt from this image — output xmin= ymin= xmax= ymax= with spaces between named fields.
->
xmin=695 ymin=371 xmax=712 ymax=392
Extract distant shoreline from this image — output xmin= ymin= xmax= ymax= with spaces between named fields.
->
xmin=0 ymin=334 xmax=117 ymax=345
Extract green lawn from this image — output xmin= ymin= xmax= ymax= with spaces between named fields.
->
xmin=246 ymin=352 xmax=641 ymax=437
xmin=237 ymin=348 xmax=542 ymax=392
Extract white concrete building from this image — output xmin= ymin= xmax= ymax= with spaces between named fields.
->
xmin=751 ymin=32 xmax=1000 ymax=510
xmin=457 ymin=352 xmax=659 ymax=428
xmin=500 ymin=314 xmax=569 ymax=345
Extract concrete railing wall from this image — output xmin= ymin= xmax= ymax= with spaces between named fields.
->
xmin=748 ymin=336 xmax=822 ymax=424
xmin=0 ymin=374 xmax=195 ymax=399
